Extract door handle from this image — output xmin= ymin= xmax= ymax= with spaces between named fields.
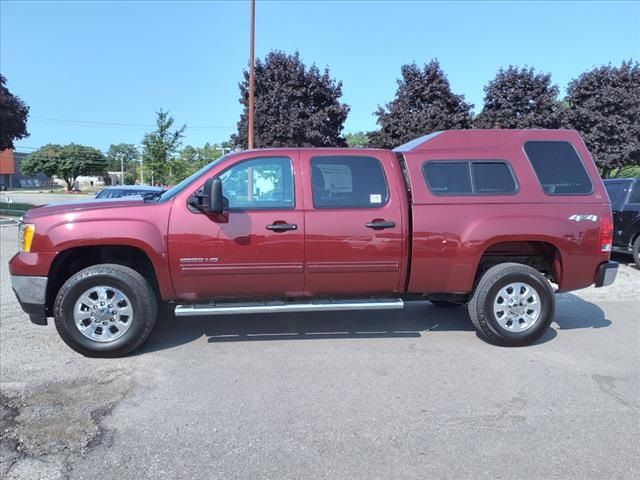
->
xmin=266 ymin=223 xmax=298 ymax=232
xmin=365 ymin=220 xmax=396 ymax=229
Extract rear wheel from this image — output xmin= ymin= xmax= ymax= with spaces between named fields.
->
xmin=54 ymin=264 xmax=157 ymax=357
xmin=468 ymin=263 xmax=554 ymax=346
xmin=633 ymin=235 xmax=640 ymax=268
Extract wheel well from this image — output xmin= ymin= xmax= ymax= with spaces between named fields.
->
xmin=476 ymin=241 xmax=562 ymax=286
xmin=46 ymin=245 xmax=159 ymax=315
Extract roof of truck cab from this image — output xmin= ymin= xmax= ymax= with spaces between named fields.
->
xmin=233 ymin=147 xmax=389 ymax=155
xmin=393 ymin=129 xmax=582 ymax=153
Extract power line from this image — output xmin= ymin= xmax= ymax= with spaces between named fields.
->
xmin=30 ymin=115 xmax=235 ymax=130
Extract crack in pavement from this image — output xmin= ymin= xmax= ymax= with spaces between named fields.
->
xmin=0 ymin=368 xmax=132 ymax=480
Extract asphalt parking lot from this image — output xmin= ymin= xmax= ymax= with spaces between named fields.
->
xmin=1 ymin=191 xmax=94 ymax=207
xmin=1 ymin=222 xmax=638 ymax=480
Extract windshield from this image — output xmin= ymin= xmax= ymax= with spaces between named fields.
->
xmin=157 ymin=154 xmax=229 ymax=202
xmin=97 ymin=189 xmax=157 ymax=199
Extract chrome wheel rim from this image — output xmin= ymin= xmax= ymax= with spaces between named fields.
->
xmin=493 ymin=282 xmax=541 ymax=333
xmin=73 ymin=286 xmax=134 ymax=342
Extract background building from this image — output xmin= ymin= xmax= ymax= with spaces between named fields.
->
xmin=0 ymin=150 xmax=53 ymax=189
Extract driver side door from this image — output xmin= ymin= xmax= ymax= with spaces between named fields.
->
xmin=167 ymin=152 xmax=305 ymax=300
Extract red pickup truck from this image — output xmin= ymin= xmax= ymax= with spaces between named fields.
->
xmin=10 ymin=129 xmax=617 ymax=357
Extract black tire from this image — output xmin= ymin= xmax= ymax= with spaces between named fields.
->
xmin=468 ymin=262 xmax=555 ymax=347
xmin=633 ymin=235 xmax=640 ymax=268
xmin=429 ymin=300 xmax=463 ymax=308
xmin=54 ymin=264 xmax=157 ymax=357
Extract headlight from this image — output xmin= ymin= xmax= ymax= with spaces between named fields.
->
xmin=19 ymin=223 xmax=35 ymax=253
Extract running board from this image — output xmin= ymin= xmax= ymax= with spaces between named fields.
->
xmin=174 ymin=298 xmax=404 ymax=317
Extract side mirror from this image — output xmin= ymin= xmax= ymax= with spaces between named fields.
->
xmin=208 ymin=177 xmax=225 ymax=214
xmin=193 ymin=177 xmax=226 ymax=214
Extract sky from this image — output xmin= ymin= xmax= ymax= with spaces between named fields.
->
xmin=1 ymin=0 xmax=639 ymax=153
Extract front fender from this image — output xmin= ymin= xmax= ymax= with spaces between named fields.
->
xmin=19 ymin=199 xmax=176 ymax=299
xmin=47 ymin=218 xmax=165 ymax=257
xmin=46 ymin=218 xmax=172 ymax=300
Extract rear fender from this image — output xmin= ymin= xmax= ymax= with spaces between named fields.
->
xmin=462 ymin=215 xmax=572 ymax=291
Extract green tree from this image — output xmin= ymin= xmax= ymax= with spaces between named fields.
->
xmin=22 ymin=143 xmax=108 ymax=191
xmin=232 ymin=51 xmax=350 ymax=149
xmin=564 ymin=61 xmax=640 ymax=178
xmin=179 ymin=142 xmax=226 ymax=168
xmin=106 ymin=143 xmax=139 ymax=170
xmin=344 ymin=132 xmax=370 ymax=148
xmin=106 ymin=143 xmax=140 ymax=184
xmin=369 ymin=60 xmax=473 ymax=149
xmin=475 ymin=66 xmax=562 ymax=129
xmin=0 ymin=73 xmax=30 ymax=150
xmin=175 ymin=142 xmax=228 ymax=181
xmin=178 ymin=145 xmax=200 ymax=165
xmin=141 ymin=110 xmax=186 ymax=184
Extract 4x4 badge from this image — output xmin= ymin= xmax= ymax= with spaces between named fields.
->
xmin=568 ymin=214 xmax=598 ymax=222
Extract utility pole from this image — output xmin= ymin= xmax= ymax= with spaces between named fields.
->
xmin=118 ymin=153 xmax=125 ymax=185
xmin=247 ymin=0 xmax=256 ymax=150
xmin=138 ymin=145 xmax=144 ymax=184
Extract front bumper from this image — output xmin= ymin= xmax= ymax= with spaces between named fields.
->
xmin=10 ymin=275 xmax=48 ymax=325
xmin=594 ymin=261 xmax=618 ymax=288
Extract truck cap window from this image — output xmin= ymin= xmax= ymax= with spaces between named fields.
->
xmin=422 ymin=161 xmax=517 ymax=195
xmin=524 ymin=141 xmax=593 ymax=195
xmin=219 ymin=156 xmax=294 ymax=209
xmin=310 ymin=156 xmax=389 ymax=208
xmin=423 ymin=162 xmax=471 ymax=195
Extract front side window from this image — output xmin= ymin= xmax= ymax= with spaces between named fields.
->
xmin=524 ymin=141 xmax=593 ymax=195
xmin=219 ymin=156 xmax=294 ymax=209
xmin=310 ymin=156 xmax=388 ymax=208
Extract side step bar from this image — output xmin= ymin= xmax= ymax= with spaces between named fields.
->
xmin=174 ymin=298 xmax=404 ymax=317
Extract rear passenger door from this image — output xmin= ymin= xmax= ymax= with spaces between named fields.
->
xmin=301 ymin=152 xmax=405 ymax=295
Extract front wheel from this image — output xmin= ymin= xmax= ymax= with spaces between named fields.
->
xmin=468 ymin=263 xmax=555 ymax=346
xmin=633 ymin=236 xmax=640 ymax=268
xmin=54 ymin=264 xmax=157 ymax=357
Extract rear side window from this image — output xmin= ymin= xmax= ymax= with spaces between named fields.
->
xmin=422 ymin=161 xmax=517 ymax=195
xmin=630 ymin=183 xmax=640 ymax=204
xmin=524 ymin=141 xmax=593 ymax=195
xmin=310 ymin=156 xmax=388 ymax=208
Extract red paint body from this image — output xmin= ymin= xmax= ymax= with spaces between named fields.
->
xmin=9 ymin=130 xmax=612 ymax=302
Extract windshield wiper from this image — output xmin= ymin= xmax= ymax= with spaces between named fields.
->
xmin=143 ymin=190 xmax=166 ymax=202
